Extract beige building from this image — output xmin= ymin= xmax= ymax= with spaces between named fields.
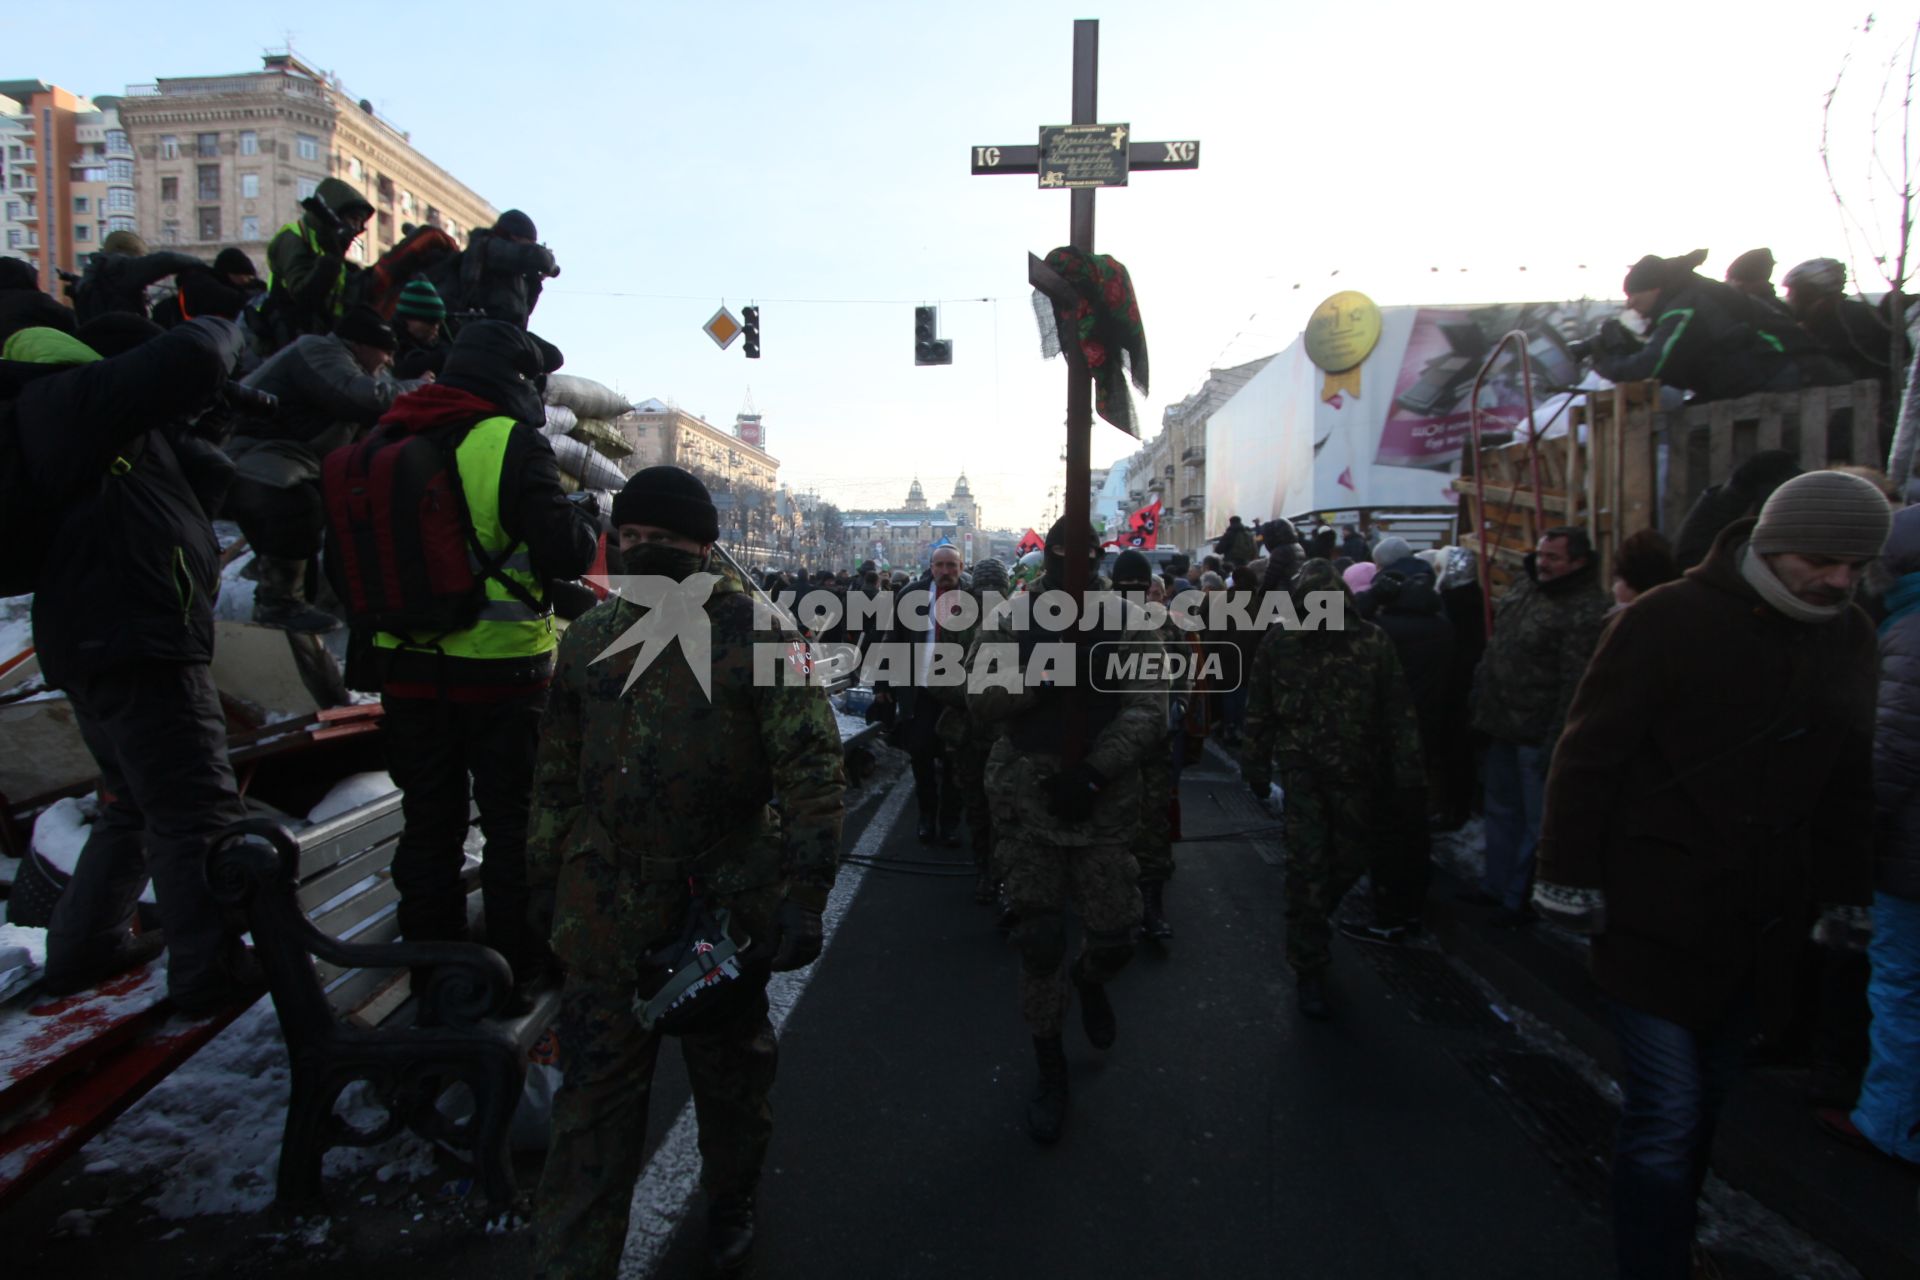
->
xmin=839 ymin=477 xmax=985 ymax=569
xmin=118 ymin=53 xmax=494 ymax=268
xmin=1125 ymin=355 xmax=1273 ymax=551
xmin=624 ymin=400 xmax=787 ymax=564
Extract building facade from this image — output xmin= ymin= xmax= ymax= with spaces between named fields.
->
xmin=1123 ymin=355 xmax=1274 ymax=551
xmin=839 ymin=477 xmax=985 ymax=569
xmin=0 ymin=82 xmax=136 ymax=293
xmin=117 ymin=54 xmax=494 ymax=270
xmin=624 ymin=399 xmax=786 ymax=565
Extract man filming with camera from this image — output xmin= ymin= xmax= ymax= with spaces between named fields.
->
xmin=262 ymin=177 xmax=374 ymax=351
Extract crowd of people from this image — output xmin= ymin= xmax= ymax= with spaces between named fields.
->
xmin=2 ymin=217 xmax=1917 ymax=1280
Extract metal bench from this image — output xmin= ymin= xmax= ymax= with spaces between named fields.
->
xmin=207 ymin=813 xmax=557 ymax=1214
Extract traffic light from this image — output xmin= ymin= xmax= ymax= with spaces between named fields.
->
xmin=742 ymin=306 xmax=760 ymax=359
xmin=914 ymin=305 xmax=952 ymax=366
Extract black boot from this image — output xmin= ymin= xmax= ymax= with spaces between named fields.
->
xmin=40 ymin=929 xmax=166 ymax=998
xmin=1026 ymin=1035 xmax=1069 ymax=1145
xmin=1296 ymin=974 xmax=1332 ymax=1021
xmin=917 ymin=816 xmax=937 ymax=845
xmin=705 ymin=1194 xmax=756 ymax=1275
xmin=1071 ymin=959 xmax=1116 ymax=1050
xmin=1140 ymin=881 xmax=1173 ymax=941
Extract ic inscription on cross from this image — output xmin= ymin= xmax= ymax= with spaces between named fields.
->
xmin=971 ymin=18 xmax=1200 ymax=603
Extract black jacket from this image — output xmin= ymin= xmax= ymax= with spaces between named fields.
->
xmin=71 ymin=251 xmax=205 ymax=323
xmin=1363 ymin=572 xmax=1457 ymax=757
xmin=1594 ymin=275 xmax=1801 ymax=402
xmin=19 ymin=320 xmax=240 ymax=686
xmin=428 ymin=230 xmax=558 ymax=329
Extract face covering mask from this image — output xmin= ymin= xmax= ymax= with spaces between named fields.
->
xmin=616 ymin=544 xmax=708 ymax=581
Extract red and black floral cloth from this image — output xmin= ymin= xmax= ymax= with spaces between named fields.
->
xmin=1036 ymin=246 xmax=1150 ymax=436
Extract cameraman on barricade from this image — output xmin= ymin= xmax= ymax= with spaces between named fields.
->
xmin=261 ymin=178 xmax=375 ymax=351
xmin=2 ymin=296 xmax=261 ymax=1011
xmin=1577 ymin=249 xmax=1828 ymax=403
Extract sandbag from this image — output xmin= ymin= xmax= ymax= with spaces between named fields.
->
xmin=547 ymin=433 xmax=628 ymax=492
xmin=543 ymin=373 xmax=631 ymax=421
xmin=543 ymin=402 xmax=577 ymax=435
xmin=570 ymin=418 xmax=633 ymax=460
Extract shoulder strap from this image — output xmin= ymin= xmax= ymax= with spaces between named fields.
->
xmin=435 ymin=421 xmax=546 ymax=615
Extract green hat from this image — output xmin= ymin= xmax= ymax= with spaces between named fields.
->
xmin=394 ymin=278 xmax=445 ymax=323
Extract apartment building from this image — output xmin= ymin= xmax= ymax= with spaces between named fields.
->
xmin=117 ymin=53 xmax=494 ymax=267
xmin=0 ymin=82 xmax=134 ymax=293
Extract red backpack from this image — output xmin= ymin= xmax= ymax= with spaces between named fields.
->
xmin=321 ymin=421 xmax=539 ymax=640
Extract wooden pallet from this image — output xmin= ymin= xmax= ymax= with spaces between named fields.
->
xmin=1459 ymin=379 xmax=1884 ymax=598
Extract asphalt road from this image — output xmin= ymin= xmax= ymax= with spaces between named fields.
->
xmin=10 ymin=752 xmax=1640 ymax=1279
xmin=644 ymin=757 xmax=1616 ymax=1280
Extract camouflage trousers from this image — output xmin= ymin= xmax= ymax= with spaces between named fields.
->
xmin=1133 ymin=732 xmax=1176 ymax=884
xmin=1279 ymin=768 xmax=1371 ymax=977
xmin=954 ymin=739 xmax=995 ymax=877
xmin=531 ymin=972 xmax=777 ymax=1280
xmin=1003 ymin=837 xmax=1141 ymax=1036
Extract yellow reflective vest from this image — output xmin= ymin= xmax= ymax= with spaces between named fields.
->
xmin=374 ymin=416 xmax=556 ymax=660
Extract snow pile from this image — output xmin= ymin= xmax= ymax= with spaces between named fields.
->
xmin=82 ymin=1002 xmax=438 ymax=1219
xmin=306 ymin=772 xmax=397 ymax=824
xmin=31 ymin=796 xmax=95 ymax=876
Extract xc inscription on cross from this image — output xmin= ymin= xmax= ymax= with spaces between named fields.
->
xmin=970 ymin=18 xmax=1200 ymax=605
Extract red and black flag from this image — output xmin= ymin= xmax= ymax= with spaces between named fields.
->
xmin=1017 ymin=528 xmax=1044 ymax=555
xmin=1109 ymin=498 xmax=1162 ymax=550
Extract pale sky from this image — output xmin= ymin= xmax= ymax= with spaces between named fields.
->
xmin=11 ymin=1 xmax=1895 ymax=534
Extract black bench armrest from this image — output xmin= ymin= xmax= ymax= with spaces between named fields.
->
xmin=208 ymin=819 xmax=513 ymax=1029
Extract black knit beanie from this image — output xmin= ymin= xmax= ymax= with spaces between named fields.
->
xmin=1623 ymin=249 xmax=1708 ymax=294
xmin=494 ymin=209 xmax=538 ymax=241
xmin=334 ymin=305 xmax=397 ymax=351
xmin=213 ymin=248 xmax=259 ymax=280
xmin=613 ymin=466 xmax=720 ymax=543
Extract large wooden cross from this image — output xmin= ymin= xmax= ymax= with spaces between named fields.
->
xmin=972 ymin=18 xmax=1200 ymax=600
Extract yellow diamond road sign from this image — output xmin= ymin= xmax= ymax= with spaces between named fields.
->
xmin=704 ymin=306 xmax=743 ymax=350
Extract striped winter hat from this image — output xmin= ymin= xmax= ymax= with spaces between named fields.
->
xmin=1749 ymin=470 xmax=1892 ymax=561
xmin=395 ymin=278 xmax=445 ymax=322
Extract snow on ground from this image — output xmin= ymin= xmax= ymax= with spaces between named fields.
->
xmin=79 ymin=1001 xmax=438 ymax=1219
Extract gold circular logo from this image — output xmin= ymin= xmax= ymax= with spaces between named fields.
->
xmin=1304 ymin=291 xmax=1383 ymax=373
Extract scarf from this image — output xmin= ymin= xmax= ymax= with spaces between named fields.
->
xmin=1881 ymin=570 xmax=1920 ymax=635
xmin=1739 ymin=545 xmax=1847 ymax=625
xmin=1034 ymin=247 xmax=1150 ymax=436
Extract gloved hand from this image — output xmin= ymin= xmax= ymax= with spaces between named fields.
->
xmin=1812 ymin=904 xmax=1873 ymax=952
xmin=768 ymin=899 xmax=824 ymax=972
xmin=1049 ymin=763 xmax=1106 ymax=823
xmin=546 ymin=577 xmax=599 ymax=622
xmin=1596 ymin=316 xmax=1638 ymax=355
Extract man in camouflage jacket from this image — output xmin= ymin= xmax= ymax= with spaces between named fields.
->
xmin=965 ymin=519 xmax=1165 ymax=1145
xmin=528 ymin=466 xmax=845 ymax=1280
xmin=1468 ymin=527 xmax=1611 ymax=923
xmin=1241 ymin=560 xmax=1426 ymax=1020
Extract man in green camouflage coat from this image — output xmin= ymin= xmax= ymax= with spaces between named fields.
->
xmin=1240 ymin=559 xmax=1426 ymax=1020
xmin=1110 ymin=549 xmax=1179 ymax=939
xmin=965 ymin=519 xmax=1165 ymax=1144
xmin=931 ymin=556 xmax=1010 ymax=904
xmin=527 ymin=466 xmax=845 ymax=1280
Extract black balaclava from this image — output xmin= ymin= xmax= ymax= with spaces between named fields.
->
xmin=609 ymin=465 xmax=721 ymax=580
xmin=1041 ymin=516 xmax=1101 ymax=589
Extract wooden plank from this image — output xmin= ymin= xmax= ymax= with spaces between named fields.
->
xmin=313 ymin=912 xmax=403 ymax=988
xmin=0 ymin=999 xmax=248 ymax=1210
xmin=1850 ymin=381 xmax=1880 ymax=466
xmin=297 ymin=838 xmax=401 ymax=913
xmin=308 ymin=876 xmax=401 ymax=944
xmin=1707 ymin=401 xmax=1734 ymax=491
xmin=344 ymin=972 xmax=412 ymax=1028
xmin=327 ymin=964 xmax=406 ymax=1021
xmin=1755 ymin=397 xmax=1784 ymax=454
xmin=297 ymin=793 xmax=406 ymax=881
xmin=1800 ymin=386 xmax=1831 ymax=470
